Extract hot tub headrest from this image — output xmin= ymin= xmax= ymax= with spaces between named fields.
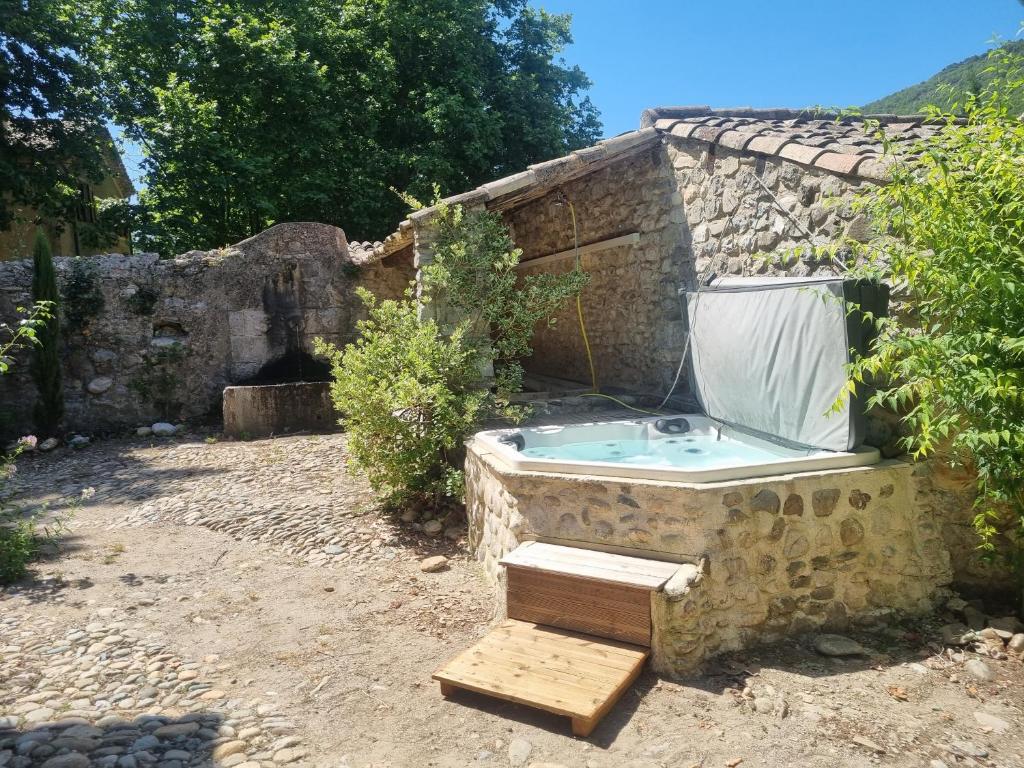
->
xmin=654 ymin=417 xmax=691 ymax=435
xmin=498 ymin=433 xmax=526 ymax=451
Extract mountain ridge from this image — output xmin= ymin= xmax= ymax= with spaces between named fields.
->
xmin=864 ymin=40 xmax=1024 ymax=114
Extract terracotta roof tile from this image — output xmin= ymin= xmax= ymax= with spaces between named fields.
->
xmin=747 ymin=135 xmax=792 ymax=155
xmin=778 ymin=143 xmax=828 ymax=166
xmin=717 ymin=130 xmax=758 ymax=151
xmin=812 ymin=151 xmax=866 ymax=176
xmin=643 ymin=106 xmax=958 ymax=181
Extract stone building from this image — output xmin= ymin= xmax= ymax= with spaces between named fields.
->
xmin=390 ymin=107 xmax=946 ymax=398
xmin=375 ymin=107 xmax=999 ymax=643
xmin=0 ymin=127 xmax=135 ymax=261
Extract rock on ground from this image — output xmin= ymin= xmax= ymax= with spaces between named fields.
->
xmin=812 ymin=634 xmax=867 ymax=657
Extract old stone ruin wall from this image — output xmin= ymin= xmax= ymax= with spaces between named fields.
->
xmin=0 ymin=222 xmax=414 ymax=437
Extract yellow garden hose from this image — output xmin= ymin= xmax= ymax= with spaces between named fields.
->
xmin=564 ymin=197 xmax=668 ymax=417
xmin=567 ymin=199 xmax=598 ymax=394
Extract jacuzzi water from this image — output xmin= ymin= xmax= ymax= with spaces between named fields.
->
xmin=521 ymin=435 xmax=787 ymax=468
xmin=475 ymin=415 xmax=880 ymax=483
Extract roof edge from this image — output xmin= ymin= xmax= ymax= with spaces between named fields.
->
xmin=640 ymin=105 xmax=937 ymax=129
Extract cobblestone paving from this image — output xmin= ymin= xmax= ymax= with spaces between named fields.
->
xmin=12 ymin=434 xmax=431 ymax=566
xmin=1 ymin=605 xmax=306 ymax=768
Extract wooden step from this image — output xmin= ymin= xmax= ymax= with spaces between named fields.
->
xmin=500 ymin=542 xmax=681 ymax=646
xmin=433 ymin=619 xmax=648 ymax=737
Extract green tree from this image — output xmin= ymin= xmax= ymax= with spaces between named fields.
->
xmin=30 ymin=231 xmax=63 ymax=435
xmin=0 ymin=0 xmax=107 ymax=234
xmin=85 ymin=0 xmax=601 ymax=254
xmin=848 ymin=44 xmax=1024 ymax=605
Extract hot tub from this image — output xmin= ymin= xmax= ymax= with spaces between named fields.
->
xmin=474 ymin=415 xmax=879 ymax=483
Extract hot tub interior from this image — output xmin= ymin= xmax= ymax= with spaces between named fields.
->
xmin=477 ymin=415 xmax=879 ymax=482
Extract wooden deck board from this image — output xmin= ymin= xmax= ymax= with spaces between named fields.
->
xmin=433 ymin=620 xmax=648 ymax=734
xmin=499 ymin=541 xmax=680 ymax=589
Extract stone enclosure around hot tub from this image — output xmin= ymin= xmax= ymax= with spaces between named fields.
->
xmin=465 ymin=440 xmax=953 ymax=677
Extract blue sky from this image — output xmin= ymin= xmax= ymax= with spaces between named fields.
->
xmin=545 ymin=0 xmax=1024 ymax=137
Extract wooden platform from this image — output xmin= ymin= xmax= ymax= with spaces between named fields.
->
xmin=433 ymin=620 xmax=648 ymax=736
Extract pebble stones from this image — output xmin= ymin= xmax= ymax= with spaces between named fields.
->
xmin=963 ymin=658 xmax=996 ymax=682
xmin=0 ymin=609 xmax=308 ymax=768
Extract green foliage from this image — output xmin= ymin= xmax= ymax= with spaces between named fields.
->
xmin=0 ymin=303 xmax=53 ymax=376
xmin=426 ymin=202 xmax=589 ymax=394
xmin=0 ymin=312 xmax=79 ymax=585
xmin=0 ymin=503 xmax=39 ymax=585
xmin=864 ymin=40 xmax=1024 ymax=115
xmin=0 ymin=0 xmax=107 ymax=234
xmin=84 ymin=0 xmax=601 ymax=254
xmin=130 ymin=343 xmax=186 ymax=421
xmin=0 ymin=451 xmax=82 ymax=584
xmin=848 ymin=44 xmax=1024 ymax=599
xmin=315 ymin=290 xmax=488 ymax=509
xmin=61 ymin=257 xmax=105 ymax=332
xmin=30 ymin=233 xmax=63 ymax=436
xmin=318 ymin=203 xmax=586 ymax=510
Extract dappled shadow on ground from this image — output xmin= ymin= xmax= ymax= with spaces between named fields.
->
xmin=11 ymin=439 xmax=228 ymax=514
xmin=0 ymin=711 xmax=233 ymax=768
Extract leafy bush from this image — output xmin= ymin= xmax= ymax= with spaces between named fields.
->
xmin=315 ymin=289 xmax=487 ymax=509
xmin=848 ymin=45 xmax=1024 ymax=603
xmin=0 ymin=492 xmax=40 ymax=585
xmin=426 ymin=202 xmax=589 ymax=394
xmin=317 ymin=203 xmax=588 ymax=510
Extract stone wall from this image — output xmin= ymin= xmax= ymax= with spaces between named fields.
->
xmin=465 ymin=441 xmax=953 ymax=675
xmin=663 ymin=135 xmax=869 ymax=281
xmin=500 ymin=137 xmax=871 ymax=399
xmin=505 ymin=146 xmax=690 ymax=395
xmin=0 ymin=223 xmax=414 ymax=437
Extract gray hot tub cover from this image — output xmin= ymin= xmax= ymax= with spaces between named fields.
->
xmin=682 ymin=277 xmax=888 ymax=452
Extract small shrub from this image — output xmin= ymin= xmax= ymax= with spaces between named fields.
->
xmin=315 ymin=288 xmax=489 ymax=509
xmin=845 ymin=44 xmax=1024 ymax=606
xmin=0 ymin=514 xmax=38 ymax=585
xmin=426 ymin=202 xmax=589 ymax=394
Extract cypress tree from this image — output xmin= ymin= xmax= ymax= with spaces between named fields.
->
xmin=30 ymin=231 xmax=63 ymax=435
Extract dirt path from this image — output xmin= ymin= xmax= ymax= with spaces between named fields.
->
xmin=2 ymin=434 xmax=1023 ymax=768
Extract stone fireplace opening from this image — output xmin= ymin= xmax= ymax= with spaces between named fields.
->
xmin=237 ymin=349 xmax=331 ymax=386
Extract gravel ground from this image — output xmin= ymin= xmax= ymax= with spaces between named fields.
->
xmin=2 ymin=433 xmax=1023 ymax=768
